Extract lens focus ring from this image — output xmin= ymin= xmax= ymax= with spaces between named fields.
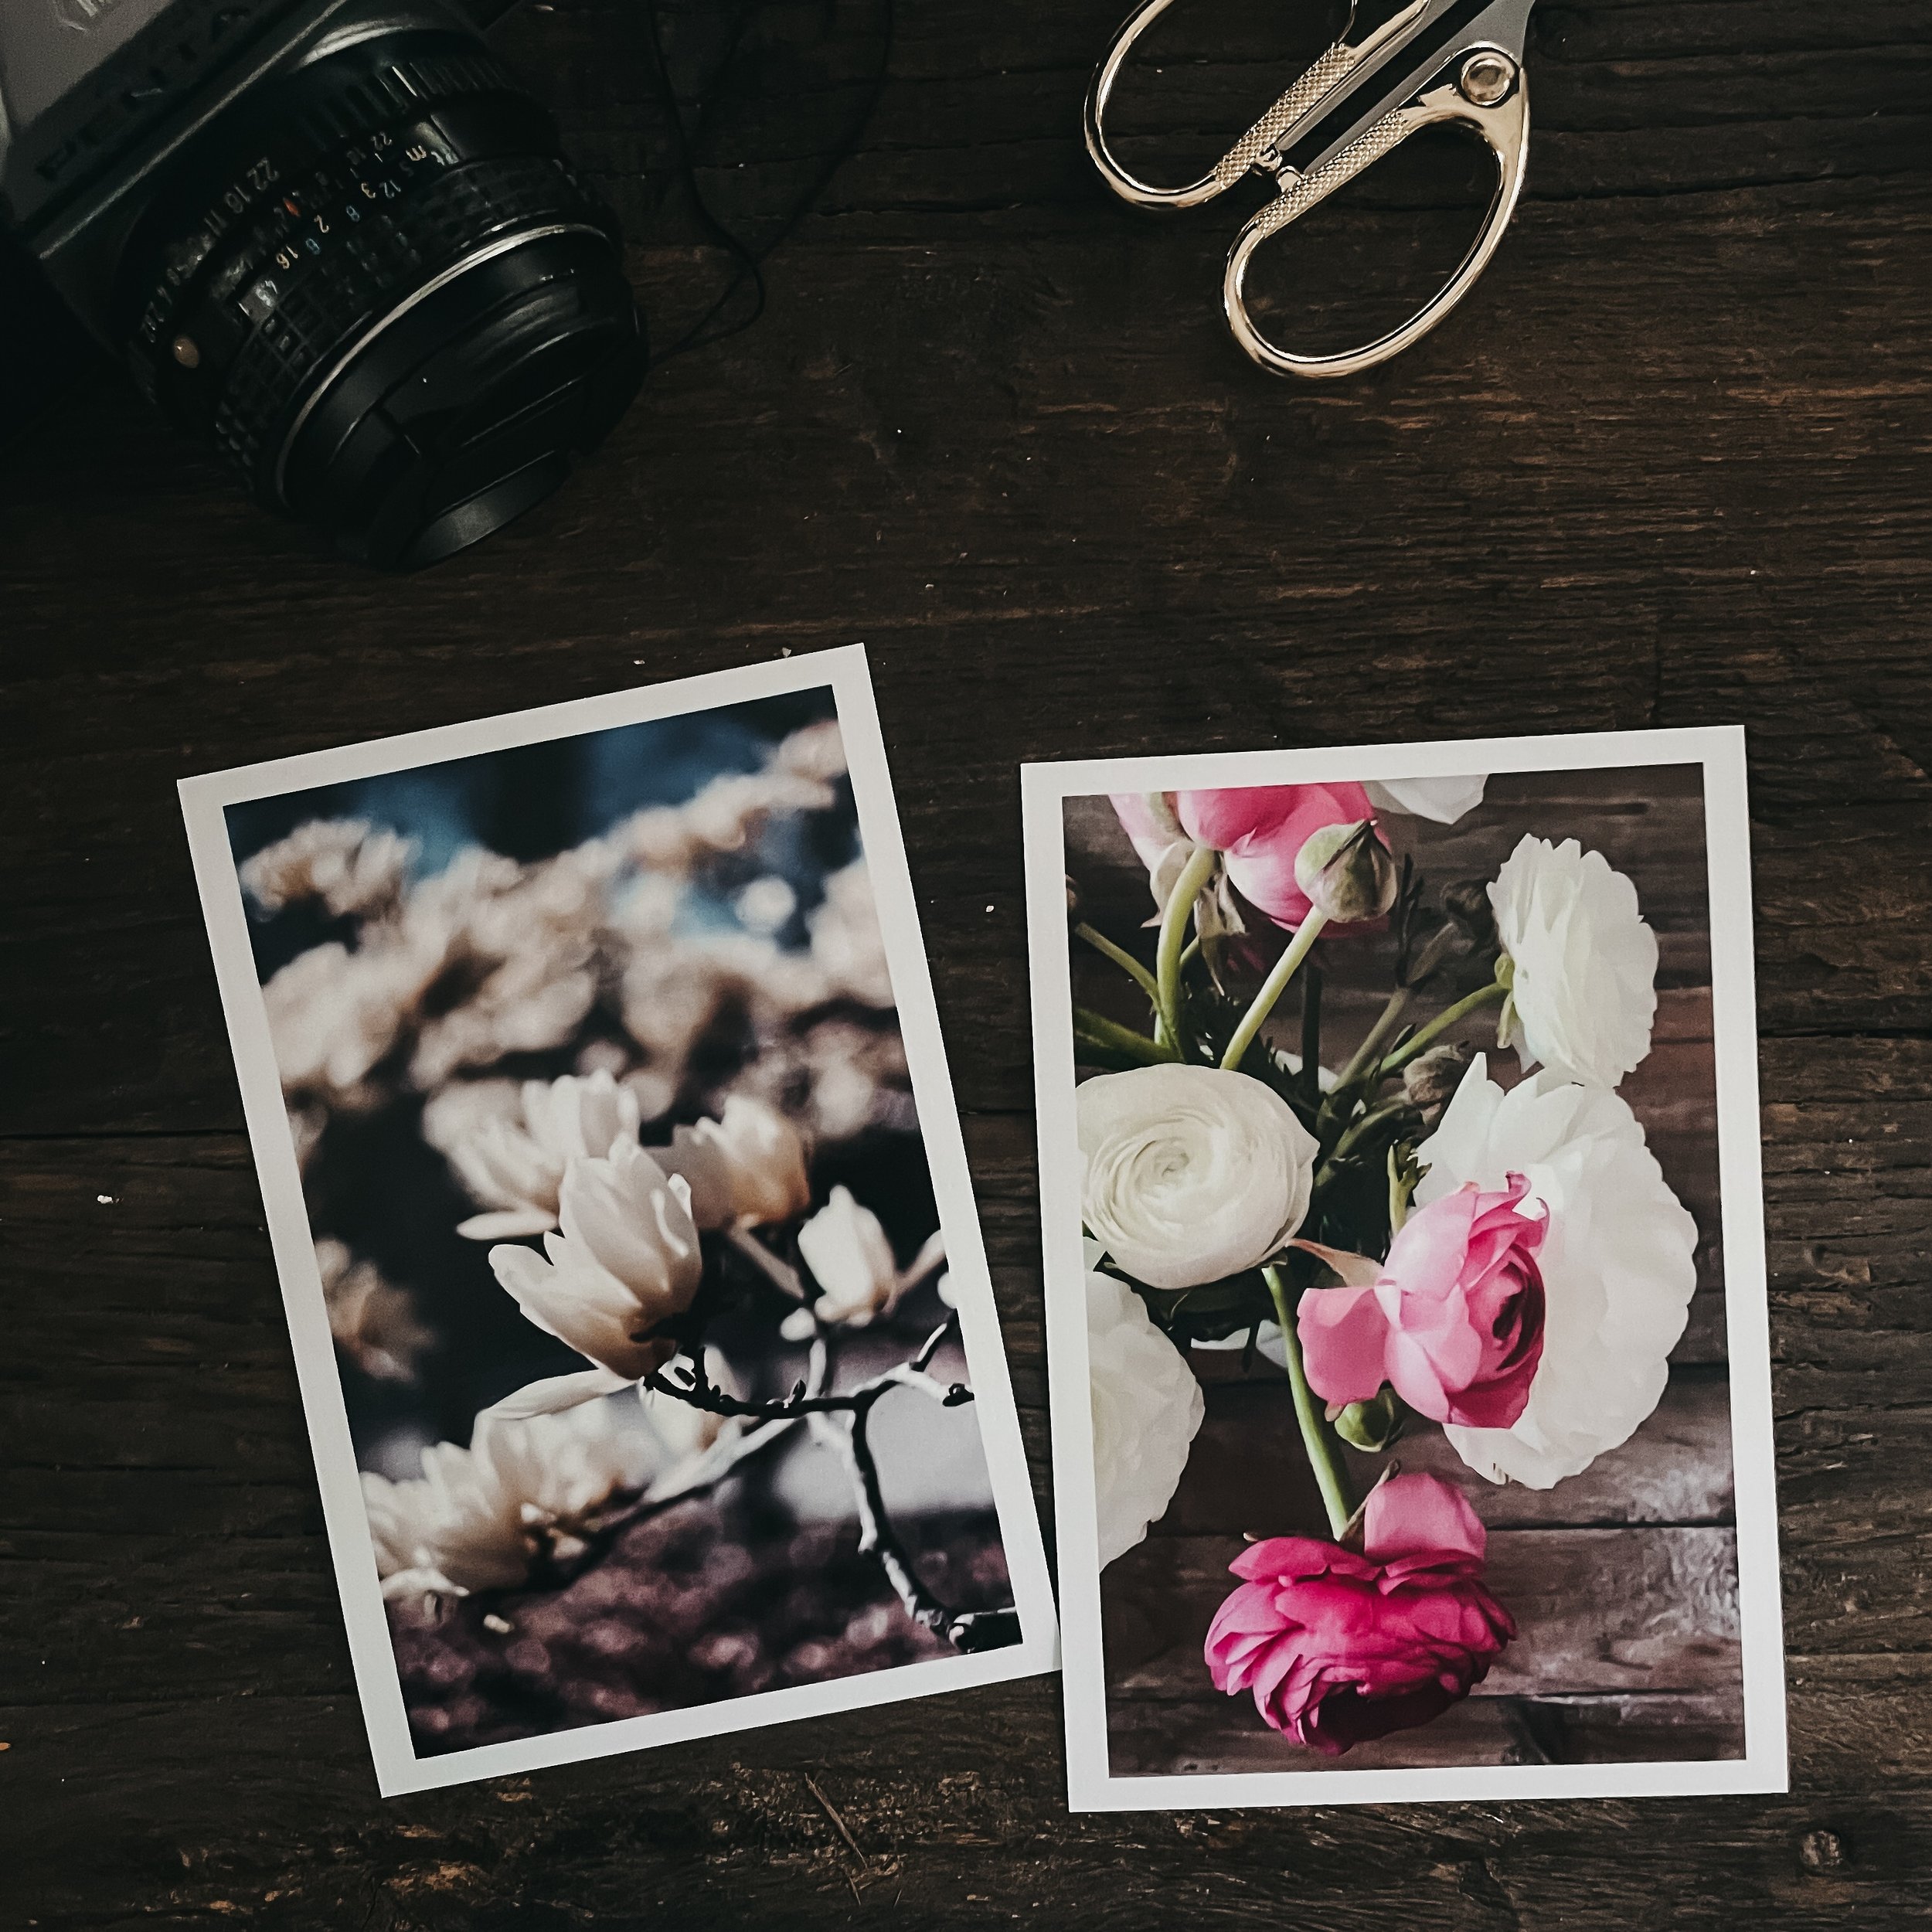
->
xmin=118 ymin=27 xmax=642 ymax=564
xmin=209 ymin=150 xmax=603 ymax=486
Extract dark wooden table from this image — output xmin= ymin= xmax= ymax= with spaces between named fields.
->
xmin=5 ymin=1 xmax=1930 ymax=1924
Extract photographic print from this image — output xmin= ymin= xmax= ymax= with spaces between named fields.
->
xmin=1022 ymin=726 xmax=1786 ymax=1810
xmin=180 ymin=645 xmax=1054 ymax=1794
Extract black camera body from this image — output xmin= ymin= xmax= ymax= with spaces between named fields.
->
xmin=0 ymin=0 xmax=645 ymax=566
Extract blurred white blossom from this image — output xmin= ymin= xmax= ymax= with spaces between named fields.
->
xmin=810 ymin=862 xmax=895 ymax=1008
xmin=241 ymin=818 xmax=416 ymax=919
xmin=424 ymin=1070 xmax=641 ymax=1240
xmin=315 ymin=1239 xmax=430 ymax=1383
xmin=487 ymin=1142 xmax=704 ymax=1415
xmin=774 ymin=718 xmax=849 ymax=784
xmin=734 ymin=875 xmax=798 ymax=936
xmin=655 ymin=1095 xmax=811 ymax=1231
xmin=624 ymin=764 xmax=835 ymax=875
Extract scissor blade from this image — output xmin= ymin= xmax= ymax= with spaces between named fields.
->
xmin=1280 ymin=0 xmax=1536 ymax=179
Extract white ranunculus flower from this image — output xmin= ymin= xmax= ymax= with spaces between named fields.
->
xmin=1077 ymin=1064 xmax=1318 ymax=1291
xmin=487 ymin=1141 xmax=703 ymax=1416
xmin=364 ymin=1395 xmax=706 ymax=1603
xmin=655 ymin=1095 xmax=811 ymax=1230
xmin=1363 ymin=775 xmax=1488 ymax=825
xmin=1416 ymin=1055 xmax=1697 ymax=1488
xmin=1489 ymin=834 xmax=1658 ymax=1089
xmin=1087 ymin=1241 xmax=1205 ymax=1566
xmin=432 ymin=1070 xmax=643 ymax=1240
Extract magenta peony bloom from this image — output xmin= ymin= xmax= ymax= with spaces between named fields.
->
xmin=1298 ymin=1175 xmax=1547 ymax=1430
xmin=1172 ymin=782 xmax=1381 ymax=929
xmin=1203 ymin=1473 xmax=1515 ymax=1753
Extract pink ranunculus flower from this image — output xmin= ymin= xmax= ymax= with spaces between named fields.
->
xmin=1172 ymin=783 xmax=1382 ymax=930
xmin=1203 ymin=1472 xmax=1515 ymax=1753
xmin=1297 ymin=1175 xmax=1548 ymax=1430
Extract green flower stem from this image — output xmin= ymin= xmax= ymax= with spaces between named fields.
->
xmin=1387 ymin=1145 xmax=1414 ymax=1235
xmin=1073 ymin=1006 xmax=1172 ymax=1066
xmin=1330 ymin=1094 xmax=1417 ymax=1167
xmin=1155 ymin=845 xmax=1219 ymax=1054
xmin=1377 ymin=979 xmax=1508 ymax=1079
xmin=1334 ymin=986 xmax=1413 ymax=1091
xmin=1073 ymin=922 xmax=1161 ymax=1005
xmin=1264 ymin=1264 xmax=1353 ymax=1540
xmin=1219 ymin=910 xmax=1329 ymax=1073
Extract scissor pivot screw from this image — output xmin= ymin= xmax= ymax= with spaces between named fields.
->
xmin=1458 ymin=51 xmax=1516 ymax=107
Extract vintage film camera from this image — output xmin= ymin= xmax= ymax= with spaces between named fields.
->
xmin=0 ymin=0 xmax=644 ymax=566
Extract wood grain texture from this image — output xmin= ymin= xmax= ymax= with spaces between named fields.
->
xmin=3 ymin=0 xmax=1931 ymax=1922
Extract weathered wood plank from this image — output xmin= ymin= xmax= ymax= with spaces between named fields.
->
xmin=1105 ymin=1689 xmax=1747 ymax=1777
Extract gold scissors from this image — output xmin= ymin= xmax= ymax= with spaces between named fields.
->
xmin=1085 ymin=0 xmax=1536 ymax=377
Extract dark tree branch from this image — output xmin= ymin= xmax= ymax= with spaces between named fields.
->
xmin=652 ymin=1315 xmax=1019 ymax=1654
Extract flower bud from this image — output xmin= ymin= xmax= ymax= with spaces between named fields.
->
xmin=1332 ymin=1388 xmax=1406 ymax=1453
xmin=1439 ymin=878 xmax=1498 ymax=950
xmin=1293 ymin=821 xmax=1398 ymax=924
xmin=1403 ymin=1042 xmax=1473 ymax=1114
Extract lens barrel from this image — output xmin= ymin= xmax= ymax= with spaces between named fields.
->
xmin=117 ymin=28 xmax=642 ymax=569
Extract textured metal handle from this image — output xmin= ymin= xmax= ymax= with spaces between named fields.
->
xmin=1223 ymin=72 xmax=1530 ymax=379
xmin=1209 ymin=41 xmax=1361 ymax=191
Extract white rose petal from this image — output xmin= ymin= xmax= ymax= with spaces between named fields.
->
xmin=1417 ymin=1056 xmax=1698 ymax=1488
xmin=1087 ymin=1242 xmax=1205 ymax=1567
xmin=1363 ymin=775 xmax=1488 ymax=825
xmin=1077 ymin=1064 xmax=1318 ymax=1291
xmin=1489 ymin=834 xmax=1658 ymax=1089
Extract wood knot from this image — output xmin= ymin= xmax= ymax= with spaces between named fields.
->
xmin=1799 ymin=1828 xmax=1845 ymax=1872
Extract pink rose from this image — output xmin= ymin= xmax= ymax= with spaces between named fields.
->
xmin=1298 ymin=1175 xmax=1547 ymax=1430
xmin=1203 ymin=1473 xmax=1515 ymax=1753
xmin=1174 ymin=783 xmax=1382 ymax=929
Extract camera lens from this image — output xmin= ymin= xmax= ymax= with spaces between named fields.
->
xmin=117 ymin=27 xmax=643 ymax=570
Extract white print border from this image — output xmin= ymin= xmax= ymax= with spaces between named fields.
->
xmin=1020 ymin=725 xmax=1785 ymax=1812
xmin=181 ymin=644 xmax=1059 ymax=1795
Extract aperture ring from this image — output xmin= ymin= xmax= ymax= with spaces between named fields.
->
xmin=207 ymin=150 xmax=613 ymax=489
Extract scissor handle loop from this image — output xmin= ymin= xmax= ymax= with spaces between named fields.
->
xmin=1223 ymin=66 xmax=1530 ymax=379
xmin=1085 ymin=0 xmax=1362 ymax=210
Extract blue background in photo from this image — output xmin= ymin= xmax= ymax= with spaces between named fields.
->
xmin=223 ymin=685 xmax=845 ymax=981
